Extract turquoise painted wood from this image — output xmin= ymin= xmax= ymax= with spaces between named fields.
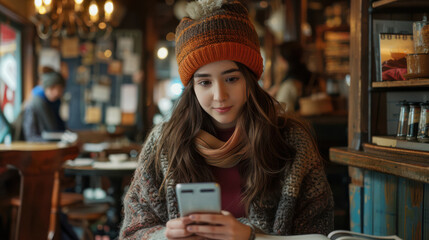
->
xmin=373 ymin=172 xmax=398 ymax=236
xmin=398 ymin=178 xmax=423 ymax=240
xmin=349 ymin=183 xmax=362 ymax=233
xmin=363 ymin=170 xmax=374 ymax=235
xmin=349 ymin=170 xmax=428 ymax=239
xmin=424 ymin=184 xmax=429 ymax=240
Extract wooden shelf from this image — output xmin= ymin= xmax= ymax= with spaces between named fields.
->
xmin=329 ymin=147 xmax=429 ymax=183
xmin=372 ymin=0 xmax=429 ymax=9
xmin=363 ymin=143 xmax=429 ymax=163
xmin=372 ymin=79 xmax=429 ymax=88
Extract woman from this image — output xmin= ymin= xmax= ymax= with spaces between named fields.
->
xmin=120 ymin=0 xmax=334 ymax=239
xmin=270 ymin=41 xmax=312 ymax=112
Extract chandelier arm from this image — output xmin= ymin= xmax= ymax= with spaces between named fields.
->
xmin=52 ymin=13 xmax=65 ymax=37
xmin=30 ymin=15 xmax=41 ymax=26
xmin=67 ymin=11 xmax=77 ymax=36
xmin=76 ymin=16 xmax=90 ymax=39
xmin=82 ymin=14 xmax=94 ymax=28
xmin=36 ymin=23 xmax=52 ymax=40
xmin=87 ymin=25 xmax=97 ymax=39
xmin=75 ymin=15 xmax=84 ymax=28
xmin=101 ymin=24 xmax=113 ymax=40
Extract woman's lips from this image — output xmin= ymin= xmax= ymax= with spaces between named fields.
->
xmin=214 ymin=106 xmax=232 ymax=113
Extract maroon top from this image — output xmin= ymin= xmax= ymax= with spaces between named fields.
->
xmin=211 ymin=127 xmax=245 ymax=218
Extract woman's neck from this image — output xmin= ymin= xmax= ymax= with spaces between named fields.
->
xmin=214 ymin=125 xmax=236 ymax=142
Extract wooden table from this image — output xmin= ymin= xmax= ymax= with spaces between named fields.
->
xmin=63 ymin=162 xmax=136 ymax=236
xmin=0 ymin=142 xmax=79 ymax=240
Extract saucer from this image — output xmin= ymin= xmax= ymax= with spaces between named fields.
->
xmin=66 ymin=158 xmax=94 ymax=166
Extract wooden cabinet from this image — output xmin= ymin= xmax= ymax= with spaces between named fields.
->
xmin=329 ymin=0 xmax=429 ymax=238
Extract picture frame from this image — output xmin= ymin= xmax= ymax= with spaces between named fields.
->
xmin=379 ymin=33 xmax=413 ymax=82
xmin=373 ymin=20 xmax=412 ymax=82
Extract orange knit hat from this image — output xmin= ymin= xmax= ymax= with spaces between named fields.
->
xmin=175 ymin=0 xmax=263 ymax=86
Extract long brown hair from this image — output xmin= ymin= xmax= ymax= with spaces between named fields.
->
xmin=146 ymin=62 xmax=299 ymax=213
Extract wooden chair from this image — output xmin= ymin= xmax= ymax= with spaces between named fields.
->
xmin=0 ymin=142 xmax=79 ymax=240
xmin=63 ymin=203 xmax=110 ymax=240
xmin=8 ymin=191 xmax=84 ymax=240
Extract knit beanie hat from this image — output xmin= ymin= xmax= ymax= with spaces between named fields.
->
xmin=41 ymin=72 xmax=66 ymax=89
xmin=175 ymin=0 xmax=263 ymax=86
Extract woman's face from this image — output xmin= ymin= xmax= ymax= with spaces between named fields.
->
xmin=193 ymin=60 xmax=247 ymax=129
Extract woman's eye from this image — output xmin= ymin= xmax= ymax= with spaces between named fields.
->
xmin=198 ymin=80 xmax=211 ymax=86
xmin=226 ymin=77 xmax=239 ymax=83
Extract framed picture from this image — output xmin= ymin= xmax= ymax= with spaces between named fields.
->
xmin=379 ymin=33 xmax=413 ymax=81
xmin=373 ymin=20 xmax=412 ymax=82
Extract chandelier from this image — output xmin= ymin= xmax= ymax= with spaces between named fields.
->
xmin=31 ymin=0 xmax=114 ymax=40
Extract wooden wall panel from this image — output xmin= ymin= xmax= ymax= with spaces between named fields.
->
xmin=398 ymin=178 xmax=423 ymax=240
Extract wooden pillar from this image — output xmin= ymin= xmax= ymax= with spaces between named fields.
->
xmin=284 ymin=0 xmax=299 ymax=42
xmin=141 ymin=0 xmax=157 ymax=139
xmin=348 ymin=0 xmax=369 ymax=149
xmin=299 ymin=0 xmax=307 ymax=45
xmin=22 ymin=25 xmax=35 ymax=102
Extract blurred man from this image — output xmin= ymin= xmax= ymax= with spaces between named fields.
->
xmin=22 ymin=69 xmax=66 ymax=141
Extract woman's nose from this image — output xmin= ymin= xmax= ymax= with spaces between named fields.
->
xmin=213 ymin=82 xmax=228 ymax=102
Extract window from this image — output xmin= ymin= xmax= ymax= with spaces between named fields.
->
xmin=0 ymin=20 xmax=22 ymax=143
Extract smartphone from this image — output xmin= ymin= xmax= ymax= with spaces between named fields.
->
xmin=175 ymin=182 xmax=221 ymax=216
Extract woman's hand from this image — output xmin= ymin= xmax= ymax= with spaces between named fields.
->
xmin=186 ymin=211 xmax=252 ymax=240
xmin=165 ymin=217 xmax=203 ymax=239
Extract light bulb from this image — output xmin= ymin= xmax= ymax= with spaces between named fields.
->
xmin=34 ymin=0 xmax=43 ymax=8
xmin=39 ymin=5 xmax=47 ymax=14
xmin=104 ymin=49 xmax=112 ymax=58
xmin=89 ymin=3 xmax=99 ymax=16
xmin=157 ymin=47 xmax=168 ymax=60
xmin=98 ymin=22 xmax=107 ymax=29
xmin=43 ymin=0 xmax=52 ymax=5
xmin=104 ymin=1 xmax=114 ymax=15
xmin=259 ymin=1 xmax=268 ymax=8
xmin=75 ymin=0 xmax=83 ymax=11
xmin=89 ymin=2 xmax=99 ymax=22
xmin=166 ymin=32 xmax=175 ymax=41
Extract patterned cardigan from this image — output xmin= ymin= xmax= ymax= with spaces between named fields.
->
xmin=119 ymin=121 xmax=334 ymax=239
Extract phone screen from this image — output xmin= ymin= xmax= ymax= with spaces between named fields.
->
xmin=175 ymin=182 xmax=221 ymax=216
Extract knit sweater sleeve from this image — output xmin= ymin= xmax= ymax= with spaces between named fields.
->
xmin=119 ymin=124 xmax=168 ymax=240
xmin=287 ymin=122 xmax=334 ymax=235
xmin=267 ymin=120 xmax=334 ymax=236
xmin=292 ymin=160 xmax=334 ymax=235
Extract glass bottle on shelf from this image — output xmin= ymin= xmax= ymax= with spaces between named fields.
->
xmin=396 ymin=101 xmax=409 ymax=140
xmin=413 ymin=15 xmax=429 ymax=54
xmin=406 ymin=102 xmax=421 ymax=141
xmin=417 ymin=102 xmax=429 ymax=143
